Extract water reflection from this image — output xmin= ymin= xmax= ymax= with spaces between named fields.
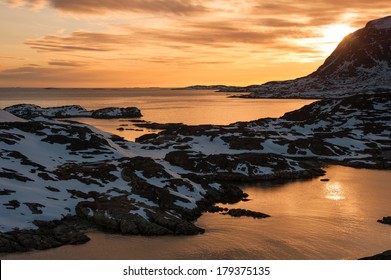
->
xmin=325 ymin=182 xmax=345 ymax=200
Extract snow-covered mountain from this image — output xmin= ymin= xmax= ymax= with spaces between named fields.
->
xmin=239 ymin=16 xmax=391 ymax=98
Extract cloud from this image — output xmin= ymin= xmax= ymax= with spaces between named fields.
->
xmin=7 ymin=0 xmax=207 ymax=15
xmin=0 ymin=56 xmax=27 ymax=61
xmin=7 ymin=0 xmax=46 ymax=9
xmin=25 ymin=32 xmax=126 ymax=52
xmin=252 ymin=0 xmax=391 ymax=26
xmin=0 ymin=66 xmax=127 ymax=86
xmin=48 ymin=59 xmax=87 ymax=67
xmin=25 ymin=19 xmax=319 ymax=55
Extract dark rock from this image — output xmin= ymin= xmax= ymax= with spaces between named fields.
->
xmin=0 ymin=170 xmax=33 ymax=182
xmin=45 ymin=186 xmax=61 ymax=192
xmin=224 ymin=208 xmax=270 ymax=219
xmin=360 ymin=250 xmax=391 ymax=260
xmin=377 ymin=216 xmax=391 ymax=225
xmin=24 ymin=203 xmax=46 ymax=214
xmin=91 ymin=107 xmax=142 ymax=118
xmin=3 ymin=200 xmax=21 ymax=210
xmin=76 ymin=197 xmax=204 ymax=236
xmin=0 ymin=216 xmax=91 ymax=253
xmin=206 ymin=205 xmax=226 ymax=213
xmin=55 ymin=162 xmax=118 ymax=185
xmin=0 ymin=189 xmax=16 ymax=196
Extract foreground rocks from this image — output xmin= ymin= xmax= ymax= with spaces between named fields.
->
xmin=0 ymin=217 xmax=91 ymax=253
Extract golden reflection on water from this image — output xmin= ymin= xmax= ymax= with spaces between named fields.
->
xmin=324 ymin=182 xmax=345 ymax=201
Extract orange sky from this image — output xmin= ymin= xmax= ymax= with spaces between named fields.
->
xmin=1 ymin=0 xmax=390 ymax=87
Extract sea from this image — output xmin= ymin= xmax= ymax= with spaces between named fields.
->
xmin=1 ymin=87 xmax=390 ymax=260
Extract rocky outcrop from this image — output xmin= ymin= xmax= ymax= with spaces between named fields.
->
xmin=164 ymin=151 xmax=325 ymax=182
xmin=4 ymin=104 xmax=142 ymax=119
xmin=91 ymin=107 xmax=142 ymax=119
xmin=76 ymin=199 xmax=204 ymax=236
xmin=224 ymin=208 xmax=270 ymax=219
xmin=0 ymin=217 xmax=91 ymax=253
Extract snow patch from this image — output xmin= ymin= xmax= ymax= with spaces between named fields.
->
xmin=0 ymin=110 xmax=25 ymax=123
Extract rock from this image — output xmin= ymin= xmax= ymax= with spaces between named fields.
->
xmin=377 ymin=216 xmax=391 ymax=225
xmin=3 ymin=200 xmax=20 ymax=210
xmin=360 ymin=250 xmax=391 ymax=260
xmin=24 ymin=203 xmax=45 ymax=214
xmin=206 ymin=205 xmax=226 ymax=213
xmin=164 ymin=151 xmax=325 ymax=182
xmin=91 ymin=107 xmax=142 ymax=119
xmin=75 ymin=192 xmax=204 ymax=236
xmin=224 ymin=208 xmax=270 ymax=219
xmin=0 ymin=189 xmax=16 ymax=195
xmin=0 ymin=216 xmax=91 ymax=253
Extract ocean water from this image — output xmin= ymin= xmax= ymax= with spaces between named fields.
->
xmin=1 ymin=88 xmax=390 ymax=259
xmin=0 ymin=88 xmax=315 ymax=141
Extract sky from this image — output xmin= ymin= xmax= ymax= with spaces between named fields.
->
xmin=0 ymin=0 xmax=390 ymax=87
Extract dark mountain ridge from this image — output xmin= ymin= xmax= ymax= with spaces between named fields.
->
xmin=240 ymin=16 xmax=391 ymax=98
xmin=179 ymin=16 xmax=391 ymax=98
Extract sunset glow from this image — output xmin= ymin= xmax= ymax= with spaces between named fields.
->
xmin=318 ymin=24 xmax=356 ymax=55
xmin=0 ymin=1 xmax=390 ymax=87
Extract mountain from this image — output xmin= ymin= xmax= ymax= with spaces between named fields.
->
xmin=237 ymin=16 xmax=391 ymax=98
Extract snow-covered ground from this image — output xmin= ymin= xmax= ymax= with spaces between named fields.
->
xmin=0 ymin=110 xmax=26 ymax=123
xmin=1 ymin=93 xmax=390 ymax=235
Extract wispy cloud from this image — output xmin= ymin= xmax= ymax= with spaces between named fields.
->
xmin=24 ymin=19 xmax=320 ymax=57
xmin=0 ymin=56 xmax=27 ymax=61
xmin=7 ymin=0 xmax=207 ymax=15
xmin=7 ymin=0 xmax=46 ymax=9
xmin=0 ymin=66 xmax=128 ymax=86
xmin=48 ymin=59 xmax=87 ymax=67
xmin=25 ymin=32 xmax=123 ymax=52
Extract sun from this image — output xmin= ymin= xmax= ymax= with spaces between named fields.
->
xmin=318 ymin=24 xmax=356 ymax=55
xmin=321 ymin=24 xmax=356 ymax=43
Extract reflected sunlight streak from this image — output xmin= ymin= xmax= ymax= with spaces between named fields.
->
xmin=325 ymin=182 xmax=345 ymax=201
